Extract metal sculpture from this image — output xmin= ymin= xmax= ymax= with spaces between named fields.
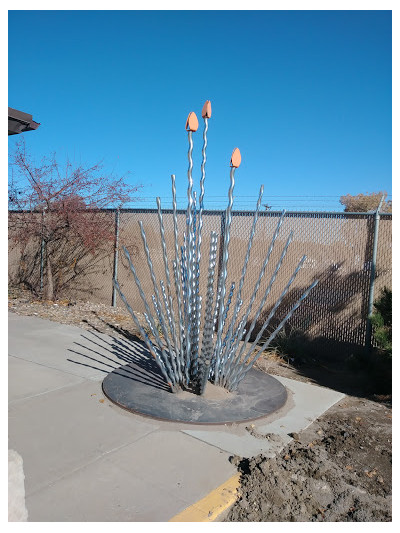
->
xmin=113 ymin=101 xmax=318 ymax=394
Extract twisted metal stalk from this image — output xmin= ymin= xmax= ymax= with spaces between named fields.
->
xmin=198 ymin=231 xmax=219 ymax=394
xmin=160 ymin=279 xmax=183 ymax=381
xmin=180 ymin=245 xmax=188 ymax=367
xmin=220 ymin=185 xmax=264 ymax=362
xmin=138 ymin=221 xmax=179 ymax=382
xmin=144 ymin=312 xmax=158 ymax=340
xmin=233 ymin=230 xmax=294 ymax=367
xmin=112 ymin=280 xmax=178 ymax=392
xmin=219 ymin=312 xmax=247 ymax=385
xmin=190 ymin=192 xmax=200 ymax=372
xmin=218 ymin=210 xmax=287 ymax=384
xmin=156 ymin=197 xmax=178 ymax=354
xmin=156 ymin=197 xmax=172 ymax=294
xmin=221 ymin=299 xmax=242 ymax=353
xmin=230 ymin=280 xmax=319 ymax=389
xmin=221 ymin=282 xmax=235 ymax=337
xmin=122 ymin=246 xmax=170 ymax=358
xmin=159 ymin=280 xmax=174 ymax=337
xmin=181 ymin=236 xmax=188 ymax=311
xmin=213 ymin=166 xmax=236 ymax=383
xmin=227 ymin=254 xmax=308 ymax=389
xmin=243 ymin=254 xmax=307 ymax=364
xmin=196 ymin=116 xmax=208 ymax=270
xmin=212 ymin=283 xmax=222 ymax=333
xmin=151 ymin=294 xmax=179 ymax=382
xmin=191 ymin=295 xmax=202 ymax=377
xmin=185 ymin=131 xmax=195 ymax=368
xmin=171 ymin=174 xmax=185 ymax=358
xmin=193 ymin=114 xmax=209 ymax=376
xmin=180 ymin=242 xmax=192 ymax=379
xmin=215 ymin=282 xmax=236 ymax=379
xmin=172 ymin=259 xmax=188 ymax=383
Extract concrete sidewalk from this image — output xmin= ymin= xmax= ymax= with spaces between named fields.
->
xmin=8 ymin=312 xmax=344 ymax=522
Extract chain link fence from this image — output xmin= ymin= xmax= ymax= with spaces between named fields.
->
xmin=8 ymin=208 xmax=392 ymax=356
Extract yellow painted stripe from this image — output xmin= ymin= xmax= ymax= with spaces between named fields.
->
xmin=169 ymin=473 xmax=241 ymax=522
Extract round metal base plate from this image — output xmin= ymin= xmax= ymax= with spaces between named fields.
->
xmin=102 ymin=363 xmax=287 ymax=425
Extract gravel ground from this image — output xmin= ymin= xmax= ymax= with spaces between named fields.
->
xmin=8 ymin=287 xmax=392 ymax=522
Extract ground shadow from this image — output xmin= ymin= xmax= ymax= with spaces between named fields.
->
xmin=67 ymin=257 xmax=391 ymax=401
xmin=66 ymin=321 xmax=171 ymax=392
xmin=251 ymin=261 xmax=391 ymax=399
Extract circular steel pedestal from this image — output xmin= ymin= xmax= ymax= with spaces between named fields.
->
xmin=102 ymin=363 xmax=287 ymax=425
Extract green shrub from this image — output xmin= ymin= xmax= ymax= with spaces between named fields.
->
xmin=370 ymin=287 xmax=392 ymax=358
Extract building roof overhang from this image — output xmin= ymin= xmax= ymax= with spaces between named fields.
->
xmin=8 ymin=107 xmax=40 ymax=135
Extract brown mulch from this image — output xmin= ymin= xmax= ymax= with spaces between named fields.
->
xmin=8 ymin=286 xmax=142 ymax=339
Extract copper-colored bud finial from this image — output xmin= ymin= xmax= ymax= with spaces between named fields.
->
xmin=230 ymin=148 xmax=241 ymax=168
xmin=185 ymin=112 xmax=199 ymax=132
xmin=201 ymin=100 xmax=212 ymax=119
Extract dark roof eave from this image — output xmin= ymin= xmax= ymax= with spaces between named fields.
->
xmin=8 ymin=107 xmax=40 ymax=135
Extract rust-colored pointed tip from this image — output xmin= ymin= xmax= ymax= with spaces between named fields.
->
xmin=230 ymin=148 xmax=241 ymax=168
xmin=185 ymin=112 xmax=199 ymax=132
xmin=201 ymin=100 xmax=212 ymax=119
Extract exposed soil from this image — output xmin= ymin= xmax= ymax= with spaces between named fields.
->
xmin=8 ymin=286 xmax=392 ymax=522
xmin=226 ymin=395 xmax=392 ymax=522
xmin=176 ymin=381 xmax=233 ymax=401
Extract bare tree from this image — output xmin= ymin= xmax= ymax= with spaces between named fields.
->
xmin=8 ymin=138 xmax=142 ymax=300
xmin=340 ymin=191 xmax=392 ymax=213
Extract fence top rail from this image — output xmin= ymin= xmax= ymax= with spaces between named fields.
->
xmin=9 ymin=208 xmax=392 ymax=219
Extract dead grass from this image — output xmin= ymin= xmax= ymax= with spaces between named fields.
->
xmin=254 ymin=349 xmax=294 ymax=373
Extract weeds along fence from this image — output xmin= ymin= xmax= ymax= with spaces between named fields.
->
xmin=8 ymin=208 xmax=392 ymax=357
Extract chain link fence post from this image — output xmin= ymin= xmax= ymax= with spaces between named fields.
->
xmin=365 ymin=195 xmax=385 ymax=352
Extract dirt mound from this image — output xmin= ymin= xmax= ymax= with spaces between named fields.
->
xmin=226 ymin=398 xmax=391 ymax=522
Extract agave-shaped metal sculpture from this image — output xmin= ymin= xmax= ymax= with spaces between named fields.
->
xmin=113 ymin=101 xmax=318 ymax=394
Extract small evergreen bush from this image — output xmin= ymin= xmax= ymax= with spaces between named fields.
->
xmin=370 ymin=287 xmax=392 ymax=358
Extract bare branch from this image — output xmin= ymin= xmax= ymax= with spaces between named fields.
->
xmin=9 ymin=141 xmax=143 ymax=299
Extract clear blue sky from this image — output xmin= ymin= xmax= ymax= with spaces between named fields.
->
xmin=8 ymin=10 xmax=392 ymax=211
